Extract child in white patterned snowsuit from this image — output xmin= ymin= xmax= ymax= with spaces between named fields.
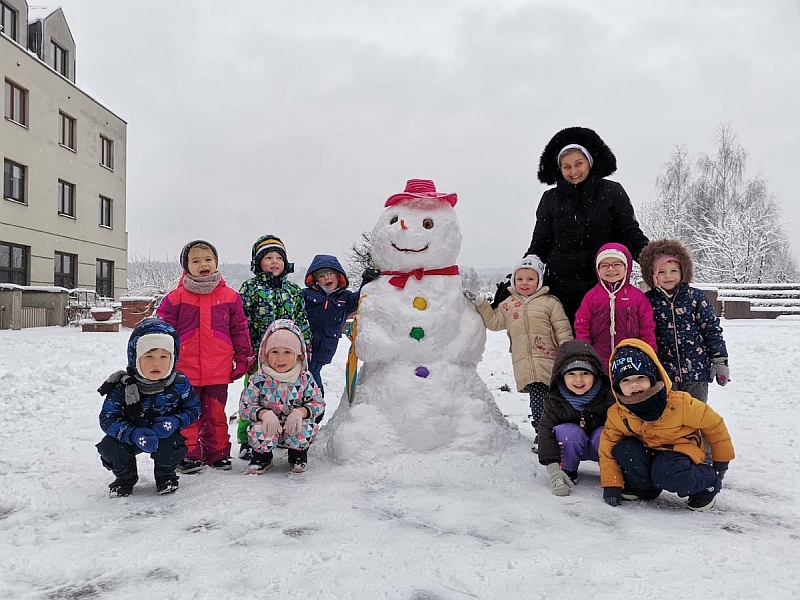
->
xmin=239 ymin=319 xmax=324 ymax=474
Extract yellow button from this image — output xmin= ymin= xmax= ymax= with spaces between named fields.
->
xmin=413 ymin=297 xmax=427 ymax=310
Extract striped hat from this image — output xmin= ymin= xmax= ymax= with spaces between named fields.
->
xmin=252 ymin=235 xmax=288 ymax=269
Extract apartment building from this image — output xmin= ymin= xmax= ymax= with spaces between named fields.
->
xmin=1 ymin=1 xmax=127 ymax=298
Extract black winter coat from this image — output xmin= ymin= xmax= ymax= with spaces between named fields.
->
xmin=526 ymin=175 xmax=649 ymax=323
xmin=537 ymin=339 xmax=616 ymax=466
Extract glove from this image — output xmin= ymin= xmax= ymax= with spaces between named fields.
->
xmin=361 ymin=267 xmax=380 ymax=287
xmin=711 ymin=357 xmax=730 ymax=386
xmin=131 ymin=427 xmax=159 ymax=453
xmin=231 ymin=355 xmax=252 ymax=381
xmin=603 ymin=487 xmax=623 ymax=507
xmin=283 ymin=408 xmax=305 ymax=436
xmin=260 ymin=409 xmax=282 ymax=438
xmin=713 ymin=461 xmax=729 ymax=482
xmin=462 ymin=290 xmax=481 ymax=304
xmin=151 ymin=416 xmax=180 ymax=439
xmin=546 ymin=463 xmax=575 ymax=497
xmin=490 ymin=279 xmax=511 ymax=309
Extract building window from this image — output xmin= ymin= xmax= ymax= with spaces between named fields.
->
xmin=0 ymin=2 xmax=17 ymax=42
xmin=96 ymin=259 xmax=114 ymax=298
xmin=99 ymin=196 xmax=113 ymax=228
xmin=59 ymin=111 xmax=76 ymax=149
xmin=4 ymin=79 xmax=27 ymax=125
xmin=100 ymin=136 xmax=114 ymax=170
xmin=0 ymin=241 xmax=28 ymax=285
xmin=58 ymin=180 xmax=76 ymax=217
xmin=3 ymin=159 xmax=26 ymax=203
xmin=54 ymin=252 xmax=76 ymax=289
xmin=51 ymin=40 xmax=68 ymax=77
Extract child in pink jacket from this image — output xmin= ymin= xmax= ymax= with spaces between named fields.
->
xmin=574 ymin=243 xmax=656 ymax=369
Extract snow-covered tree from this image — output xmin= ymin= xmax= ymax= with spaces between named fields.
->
xmin=643 ymin=125 xmax=797 ymax=283
xmin=127 ymin=254 xmax=181 ymax=300
xmin=346 ymin=231 xmax=376 ymax=284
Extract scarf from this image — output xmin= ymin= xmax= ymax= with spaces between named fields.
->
xmin=183 ymin=271 xmax=221 ymax=295
xmin=619 ymin=381 xmax=667 ymax=422
xmin=381 ymin=266 xmax=460 ymax=290
xmin=97 ymin=367 xmax=177 ymax=420
xmin=261 ymin=361 xmax=303 ymax=384
xmin=558 ymin=378 xmax=602 ymax=411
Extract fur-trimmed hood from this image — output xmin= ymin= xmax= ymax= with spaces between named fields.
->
xmin=538 ymin=127 xmax=617 ymax=185
xmin=638 ymin=239 xmax=694 ymax=289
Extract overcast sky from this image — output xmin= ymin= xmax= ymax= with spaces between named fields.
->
xmin=54 ymin=0 xmax=800 ymax=271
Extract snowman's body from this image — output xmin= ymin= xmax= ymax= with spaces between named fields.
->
xmin=323 ymin=187 xmax=515 ymax=462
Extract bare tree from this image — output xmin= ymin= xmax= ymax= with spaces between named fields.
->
xmin=127 ymin=254 xmax=181 ymax=300
xmin=346 ymin=231 xmax=376 ymax=283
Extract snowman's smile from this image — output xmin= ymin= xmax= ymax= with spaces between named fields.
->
xmin=391 ymin=243 xmax=429 ymax=253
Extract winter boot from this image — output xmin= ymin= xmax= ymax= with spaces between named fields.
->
xmin=247 ymin=451 xmax=273 ymax=475
xmin=288 ymin=448 xmax=308 ymax=473
xmin=210 ymin=457 xmax=232 ymax=470
xmin=108 ymin=476 xmax=138 ymax=498
xmin=622 ymin=487 xmax=663 ymax=501
xmin=238 ymin=443 xmax=253 ymax=461
xmin=156 ymin=476 xmax=179 ymax=495
xmin=176 ymin=458 xmax=203 ymax=474
xmin=687 ymin=475 xmax=722 ymax=511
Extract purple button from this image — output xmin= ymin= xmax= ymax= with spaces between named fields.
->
xmin=414 ymin=366 xmax=430 ymax=378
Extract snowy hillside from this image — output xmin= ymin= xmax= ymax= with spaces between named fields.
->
xmin=1 ymin=319 xmax=798 ymax=599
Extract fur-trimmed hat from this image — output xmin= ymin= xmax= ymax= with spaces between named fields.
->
xmin=610 ymin=346 xmax=658 ymax=393
xmin=538 ymin=127 xmax=617 ymax=185
xmin=511 ymin=254 xmax=545 ymax=294
xmin=638 ymin=238 xmax=694 ymax=289
xmin=180 ymin=240 xmax=218 ymax=272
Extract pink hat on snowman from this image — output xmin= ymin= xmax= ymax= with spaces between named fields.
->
xmin=385 ymin=179 xmax=458 ymax=208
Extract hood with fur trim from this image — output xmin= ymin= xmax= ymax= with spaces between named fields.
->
xmin=538 ymin=127 xmax=617 ymax=185
xmin=638 ymin=239 xmax=694 ymax=289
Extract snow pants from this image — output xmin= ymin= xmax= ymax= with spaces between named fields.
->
xmin=182 ymin=384 xmax=231 ymax=464
xmin=611 ymin=437 xmax=717 ymax=497
xmin=553 ymin=423 xmax=602 ymax=472
xmin=97 ymin=431 xmax=187 ymax=481
xmin=526 ymin=382 xmax=549 ymax=429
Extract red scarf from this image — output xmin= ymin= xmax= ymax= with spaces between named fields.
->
xmin=381 ymin=266 xmax=460 ymax=290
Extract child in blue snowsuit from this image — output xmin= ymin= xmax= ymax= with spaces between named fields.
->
xmin=302 ymin=254 xmax=377 ymax=398
xmin=96 ymin=318 xmax=200 ymax=497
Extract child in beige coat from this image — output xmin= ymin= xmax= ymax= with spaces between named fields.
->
xmin=469 ymin=255 xmax=573 ymax=450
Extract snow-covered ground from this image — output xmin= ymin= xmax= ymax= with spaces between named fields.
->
xmin=1 ymin=319 xmax=798 ymax=599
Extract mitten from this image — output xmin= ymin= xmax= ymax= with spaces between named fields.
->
xmin=711 ymin=357 xmax=730 ymax=386
xmin=713 ymin=461 xmax=729 ymax=482
xmin=603 ymin=487 xmax=623 ymax=507
xmin=546 ymin=463 xmax=575 ymax=497
xmin=361 ymin=267 xmax=380 ymax=287
xmin=490 ymin=279 xmax=511 ymax=309
xmin=260 ymin=409 xmax=282 ymax=438
xmin=151 ymin=416 xmax=180 ymax=439
xmin=131 ymin=427 xmax=159 ymax=453
xmin=231 ymin=355 xmax=252 ymax=381
xmin=283 ymin=408 xmax=305 ymax=436
xmin=462 ymin=290 xmax=480 ymax=304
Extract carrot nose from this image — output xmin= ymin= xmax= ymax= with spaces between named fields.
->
xmin=400 ymin=219 xmax=408 ymax=230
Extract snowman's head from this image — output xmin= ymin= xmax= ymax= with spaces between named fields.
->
xmin=371 ymin=198 xmax=462 ymax=272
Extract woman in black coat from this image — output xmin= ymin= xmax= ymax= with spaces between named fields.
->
xmin=525 ymin=127 xmax=649 ymax=324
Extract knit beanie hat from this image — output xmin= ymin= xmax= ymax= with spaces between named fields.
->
xmin=610 ymin=346 xmax=658 ymax=393
xmin=180 ymin=240 xmax=218 ymax=272
xmin=595 ymin=247 xmax=628 ymax=270
xmin=511 ymin=254 xmax=545 ymax=294
xmin=262 ymin=327 xmax=303 ymax=358
xmin=253 ymin=236 xmax=288 ymax=268
xmin=135 ymin=332 xmax=175 ymax=377
xmin=557 ymin=144 xmax=594 ymax=168
xmin=561 ymin=360 xmax=597 ymax=378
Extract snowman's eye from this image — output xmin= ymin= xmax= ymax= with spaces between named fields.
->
xmin=389 ymin=216 xmax=398 ymax=224
xmin=422 ymin=218 xmax=434 ymax=229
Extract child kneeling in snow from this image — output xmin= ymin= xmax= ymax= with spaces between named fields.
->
xmin=599 ymin=339 xmax=734 ymax=511
xmin=538 ymin=340 xmax=615 ymax=496
xmin=239 ymin=319 xmax=324 ymax=474
xmin=469 ymin=255 xmax=573 ymax=449
xmin=96 ymin=318 xmax=201 ymax=497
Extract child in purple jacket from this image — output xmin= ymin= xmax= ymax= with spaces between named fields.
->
xmin=574 ymin=243 xmax=657 ymax=369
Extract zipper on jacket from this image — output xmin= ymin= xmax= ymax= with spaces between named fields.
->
xmin=666 ymin=291 xmax=682 ymax=382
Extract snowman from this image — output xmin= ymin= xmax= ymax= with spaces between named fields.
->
xmin=323 ymin=179 xmax=515 ymax=463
